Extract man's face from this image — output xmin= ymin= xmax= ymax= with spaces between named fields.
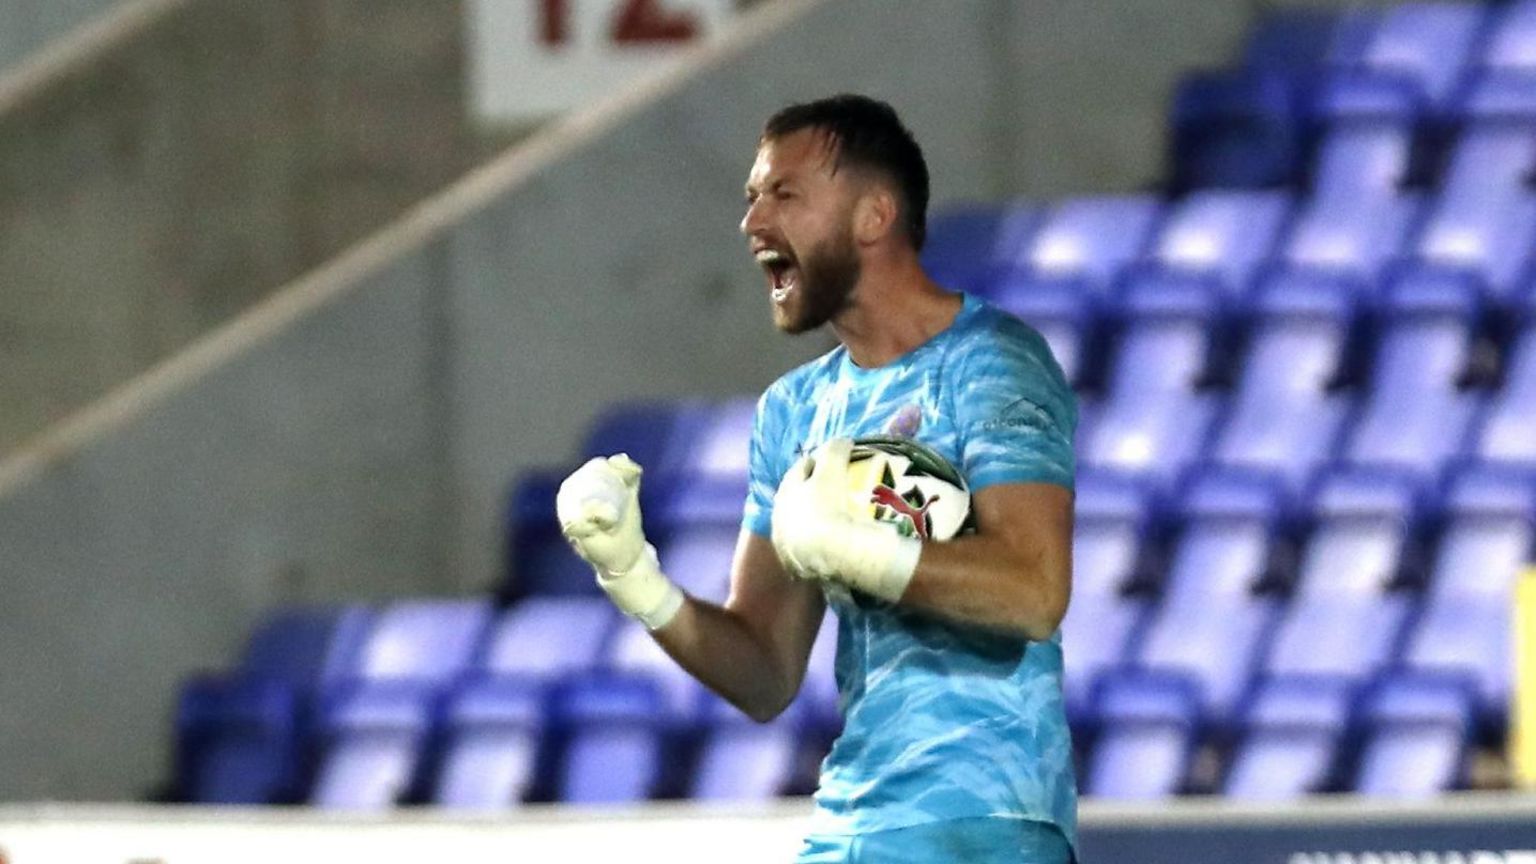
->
xmin=740 ymin=129 xmax=863 ymax=334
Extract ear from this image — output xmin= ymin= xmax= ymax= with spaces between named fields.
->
xmin=852 ymin=186 xmax=898 ymax=245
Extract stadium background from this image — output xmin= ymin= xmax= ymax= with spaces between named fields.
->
xmin=1 ymin=0 xmax=1535 ymax=861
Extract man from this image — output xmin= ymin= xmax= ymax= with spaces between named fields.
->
xmin=557 ymin=94 xmax=1078 ymax=863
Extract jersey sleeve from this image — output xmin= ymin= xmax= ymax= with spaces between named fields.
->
xmin=742 ymin=383 xmax=790 ymax=538
xmin=954 ymin=320 xmax=1077 ymax=492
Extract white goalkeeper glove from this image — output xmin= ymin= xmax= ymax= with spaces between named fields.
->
xmin=771 ymin=437 xmax=922 ymax=603
xmin=555 ymin=454 xmax=683 ymax=630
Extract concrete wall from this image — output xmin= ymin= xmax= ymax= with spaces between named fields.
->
xmin=0 ymin=0 xmax=128 ymax=72
xmin=0 ymin=0 xmax=476 ymax=454
xmin=0 ymin=0 xmax=1417 ymax=801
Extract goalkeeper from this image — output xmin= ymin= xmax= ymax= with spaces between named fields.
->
xmin=557 ymin=95 xmax=1078 ymax=864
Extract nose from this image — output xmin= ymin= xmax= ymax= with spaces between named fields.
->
xmin=740 ymin=197 xmax=766 ymax=237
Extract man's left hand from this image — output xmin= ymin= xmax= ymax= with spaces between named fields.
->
xmin=770 ymin=437 xmax=922 ymax=603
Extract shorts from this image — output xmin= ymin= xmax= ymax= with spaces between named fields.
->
xmin=794 ymin=817 xmax=1073 ymax=864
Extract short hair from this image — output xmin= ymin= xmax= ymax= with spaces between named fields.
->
xmin=762 ymin=94 xmax=930 ymax=250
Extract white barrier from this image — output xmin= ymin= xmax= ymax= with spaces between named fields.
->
xmin=6 ymin=794 xmax=1536 ymax=864
xmin=0 ymin=801 xmax=814 ymax=864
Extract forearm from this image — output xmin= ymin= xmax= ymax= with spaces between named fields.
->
xmin=650 ymin=596 xmax=804 ymax=722
xmin=899 ymin=533 xmax=1068 ymax=641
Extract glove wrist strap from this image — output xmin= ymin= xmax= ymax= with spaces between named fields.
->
xmin=599 ymin=543 xmax=685 ymax=631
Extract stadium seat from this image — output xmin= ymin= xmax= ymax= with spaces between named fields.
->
xmin=1471 ymin=309 xmax=1536 ymax=465
xmin=1353 ymin=672 xmax=1479 ymax=797
xmin=1262 ymin=469 xmax=1420 ymax=684
xmin=504 ymin=471 xmax=602 ymax=599
xmin=1323 ymin=3 xmax=1485 ymax=115
xmin=1222 ymin=676 xmax=1354 ymax=800
xmin=1206 ymin=271 xmax=1355 ymax=490
xmin=1409 ymin=123 xmax=1536 ymax=303
xmin=1079 ymin=279 xmax=1220 ymax=482
xmin=580 ymin=399 xmax=713 ymax=475
xmin=1015 ymin=195 xmax=1161 ymax=296
xmin=921 ymin=202 xmax=1037 ymax=295
xmin=1060 ymin=470 xmax=1151 ymax=719
xmin=309 ymin=680 xmax=441 ymax=810
xmin=1169 ymin=70 xmax=1302 ymax=191
xmin=1131 ymin=470 xmax=1285 ymax=720
xmin=649 ymin=474 xmax=748 ymax=602
xmin=987 ymin=273 xmax=1093 ymax=385
xmin=551 ymin=671 xmax=670 ymax=803
xmin=432 ymin=677 xmax=546 ymax=810
xmin=477 ymin=597 xmax=617 ymax=682
xmin=659 ymin=397 xmax=756 ymax=481
xmin=1479 ymin=0 xmax=1536 ymax=71
xmin=1274 ymin=122 xmax=1420 ymax=283
xmin=602 ymin=620 xmax=708 ymax=796
xmin=1400 ymin=464 xmax=1536 ymax=720
xmin=1084 ymin=672 xmax=1202 ymax=800
xmin=309 ymin=600 xmax=494 ymax=810
xmin=1137 ymin=190 xmax=1293 ymax=298
xmin=174 ymin=605 xmax=373 ymax=803
xmin=688 ymin=690 xmax=808 ymax=801
xmin=1339 ymin=270 xmax=1482 ymax=476
xmin=175 ymin=676 xmax=301 ymax=805
xmin=1242 ymin=8 xmax=1344 ymax=77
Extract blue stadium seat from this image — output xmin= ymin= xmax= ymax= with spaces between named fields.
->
xmin=988 ymin=273 xmax=1092 ymax=385
xmin=1207 ymin=272 xmax=1355 ymax=490
xmin=1400 ymin=464 xmax=1536 ymax=720
xmin=1479 ymin=0 xmax=1536 ymax=71
xmin=1138 ymin=190 xmax=1293 ymax=298
xmin=1409 ymin=123 xmax=1536 ymax=304
xmin=1262 ymin=469 xmax=1420 ymax=684
xmin=1323 ymin=3 xmax=1485 ymax=116
xmin=504 ymin=470 xmax=601 ymax=599
xmin=688 ymin=690 xmax=808 ymax=801
xmin=1352 ymin=672 xmax=1479 ymax=797
xmin=1340 ymin=270 xmax=1482 ymax=476
xmin=309 ymin=679 xmax=440 ymax=810
xmin=921 ymin=203 xmax=1037 ymax=295
xmin=1080 ymin=280 xmax=1220 ymax=482
xmin=1242 ymin=9 xmax=1344 ymax=77
xmin=174 ymin=605 xmax=372 ymax=803
xmin=1222 ymin=676 xmax=1354 ymax=800
xmin=1471 ymin=309 xmax=1536 ymax=466
xmin=1060 ymin=470 xmax=1151 ymax=719
xmin=175 ymin=676 xmax=300 ymax=805
xmin=660 ymin=397 xmax=756 ymax=481
xmin=1131 ymin=470 xmax=1285 ymax=720
xmin=1169 ymin=70 xmax=1303 ymax=191
xmin=581 ymin=399 xmax=713 ymax=476
xmin=1275 ymin=122 xmax=1421 ymax=283
xmin=1085 ymin=672 xmax=1202 ymax=800
xmin=478 ymin=597 xmax=617 ymax=682
xmin=432 ymin=677 xmax=545 ymax=810
xmin=309 ymin=600 xmax=494 ymax=810
xmin=1015 ymin=195 xmax=1161 ymax=296
xmin=649 ymin=474 xmax=749 ymax=602
xmin=551 ymin=671 xmax=669 ymax=803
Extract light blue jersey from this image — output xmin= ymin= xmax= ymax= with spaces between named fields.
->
xmin=743 ymin=293 xmax=1079 ymax=852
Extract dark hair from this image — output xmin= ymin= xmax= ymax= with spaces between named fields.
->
xmin=762 ymin=94 xmax=930 ymax=250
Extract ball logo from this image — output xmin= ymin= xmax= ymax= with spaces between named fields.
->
xmin=870 ymin=483 xmax=940 ymax=541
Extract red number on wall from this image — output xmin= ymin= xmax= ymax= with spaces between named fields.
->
xmin=612 ymin=0 xmax=698 ymax=43
xmin=539 ymin=0 xmax=698 ymax=47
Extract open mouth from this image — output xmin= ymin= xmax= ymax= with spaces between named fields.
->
xmin=755 ymin=248 xmax=798 ymax=304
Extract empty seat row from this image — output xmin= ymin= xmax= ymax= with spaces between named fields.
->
xmin=174 ymin=598 xmax=839 ymax=808
xmin=1086 ymin=669 xmax=1482 ymax=801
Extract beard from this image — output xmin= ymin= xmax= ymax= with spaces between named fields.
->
xmin=776 ymin=226 xmax=861 ymax=335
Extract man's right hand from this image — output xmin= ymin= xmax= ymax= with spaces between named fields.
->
xmin=555 ymin=455 xmax=683 ymax=630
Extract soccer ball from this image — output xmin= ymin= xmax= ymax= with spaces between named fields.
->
xmin=841 ymin=436 xmax=974 ymax=542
